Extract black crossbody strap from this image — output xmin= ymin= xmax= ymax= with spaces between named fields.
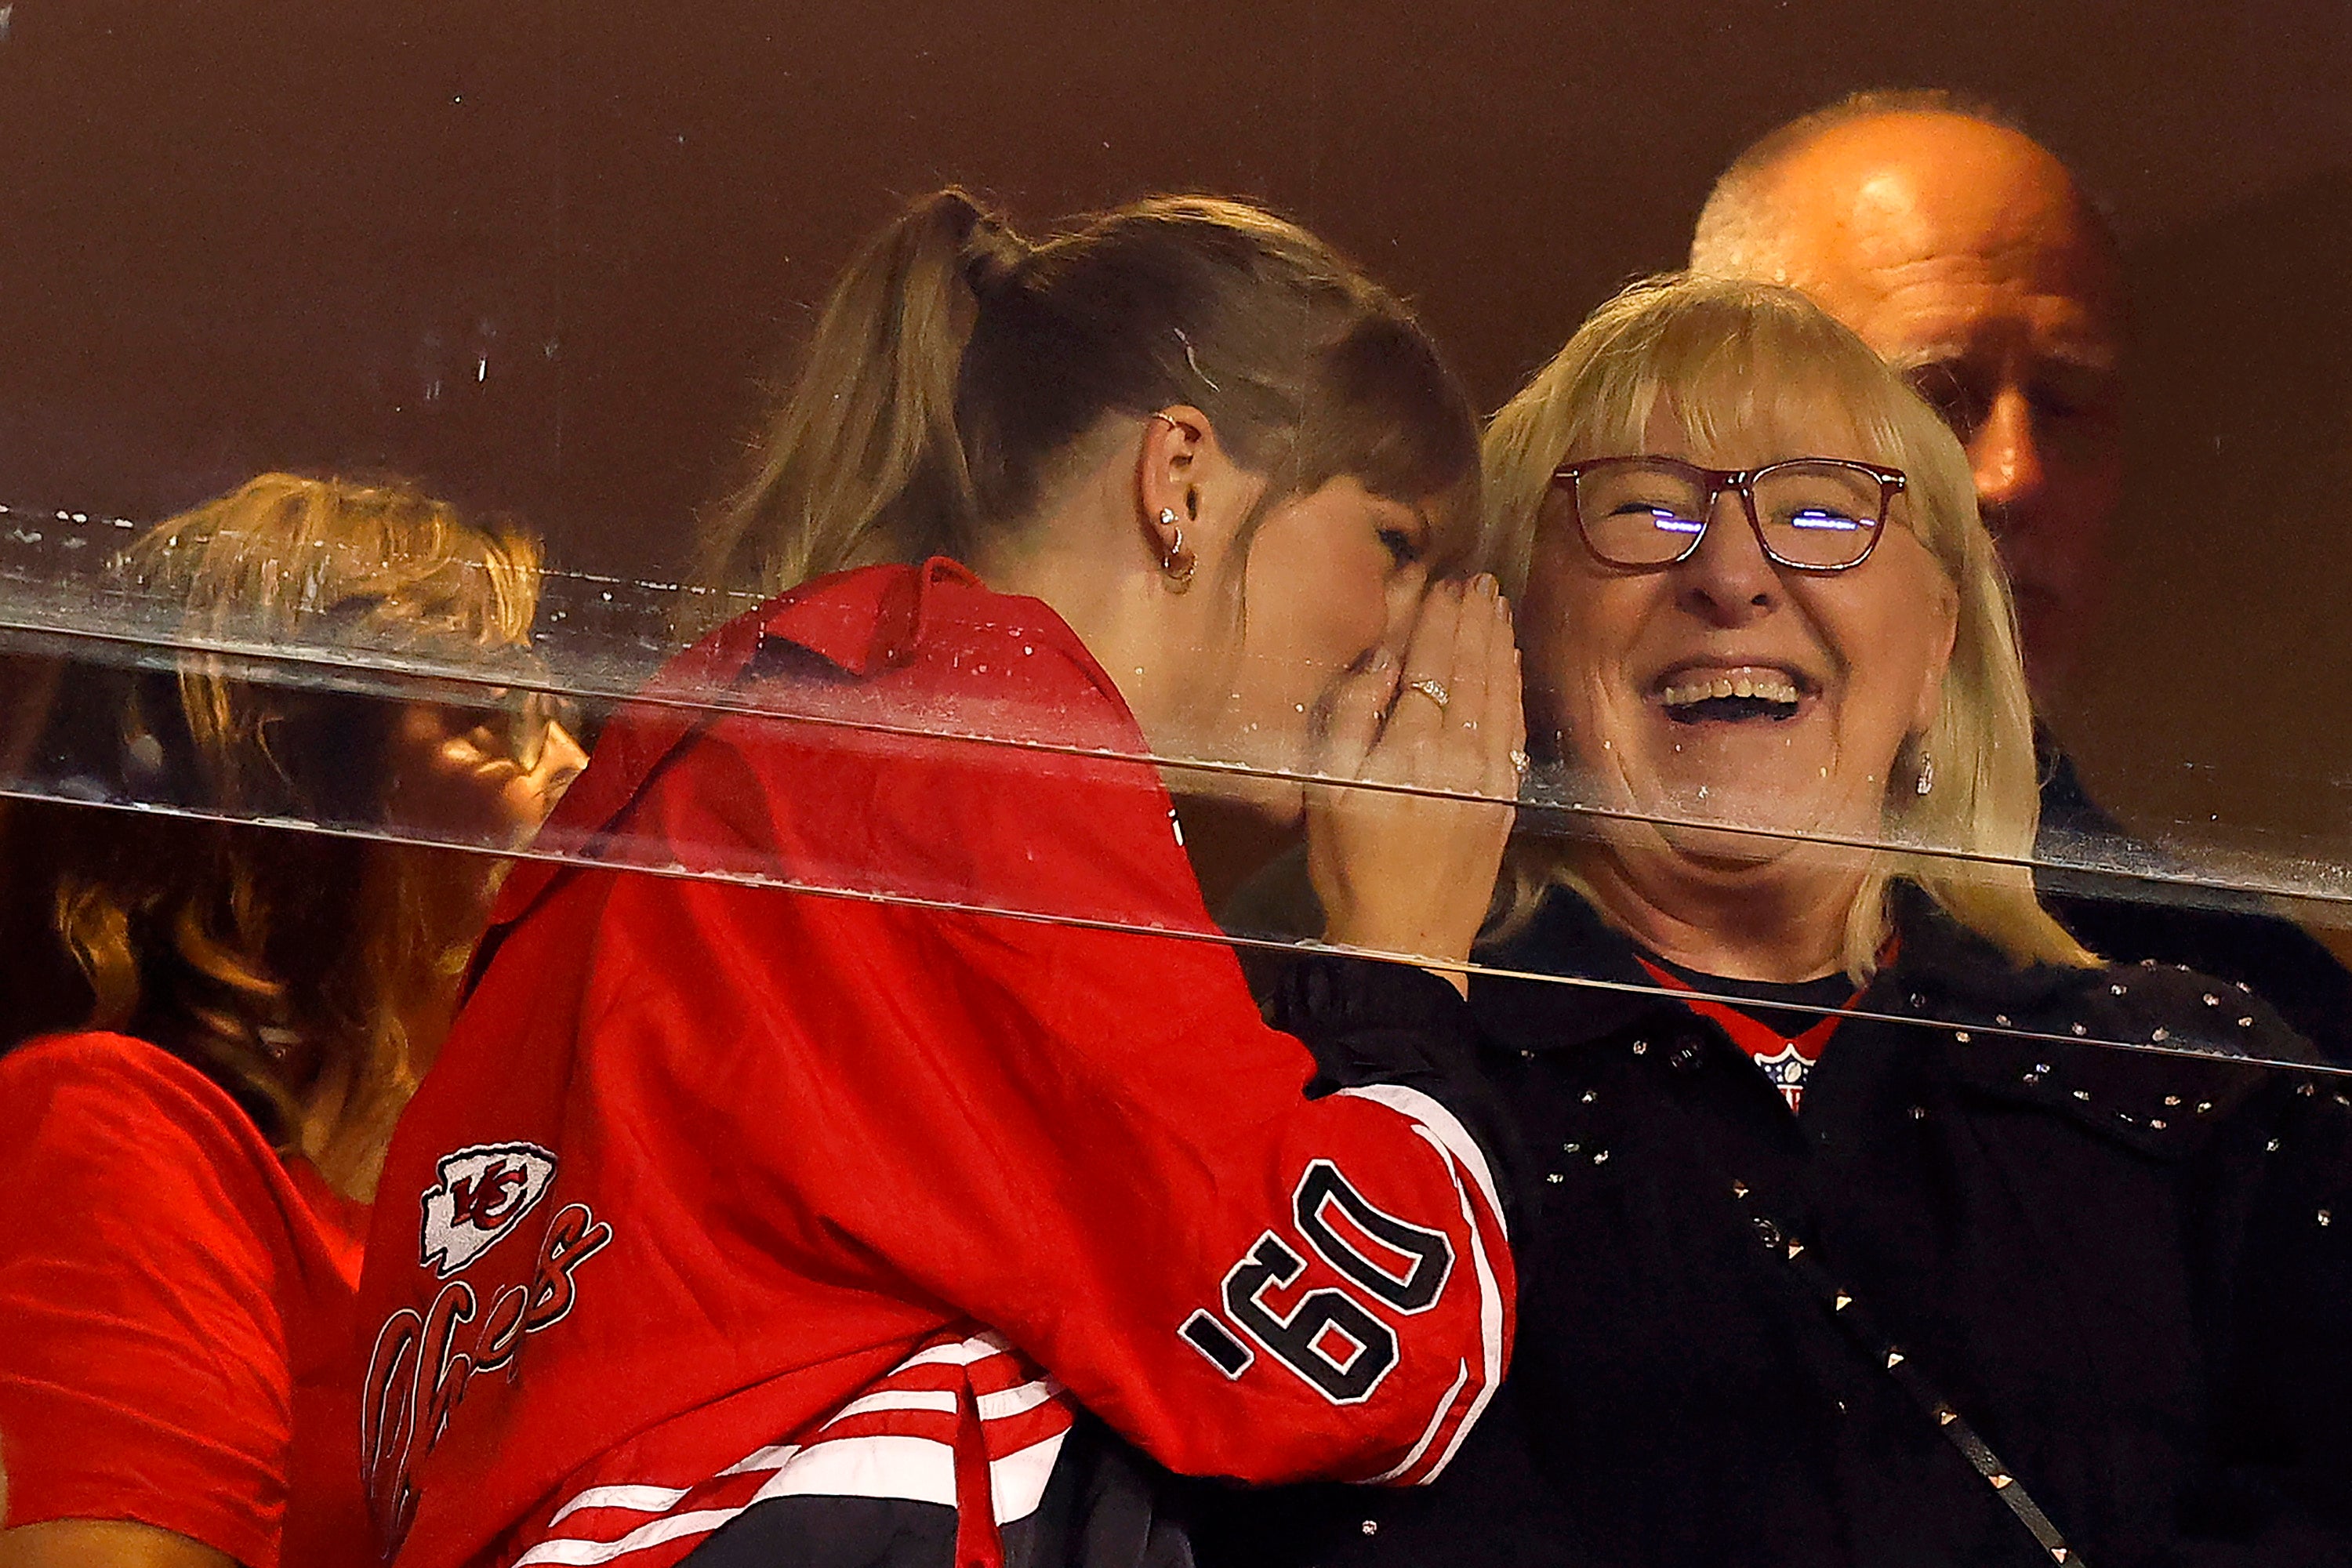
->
xmin=1727 ymin=1180 xmax=2083 ymax=1566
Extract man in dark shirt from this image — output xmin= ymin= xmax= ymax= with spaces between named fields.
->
xmin=1688 ymin=89 xmax=2352 ymax=1060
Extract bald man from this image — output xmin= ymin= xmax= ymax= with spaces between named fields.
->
xmin=1693 ymin=90 xmax=2352 ymax=1063
xmin=1694 ymin=93 xmax=2122 ymax=704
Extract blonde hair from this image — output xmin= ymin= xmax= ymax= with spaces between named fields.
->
xmin=691 ymin=188 xmax=1481 ymax=616
xmin=4 ymin=474 xmax=543 ymax=1191
xmin=1484 ymin=274 xmax=2092 ymax=977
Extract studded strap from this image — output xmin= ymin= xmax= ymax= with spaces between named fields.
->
xmin=1727 ymin=1178 xmax=2084 ymax=1566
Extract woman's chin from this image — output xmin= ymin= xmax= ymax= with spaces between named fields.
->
xmin=1650 ymin=819 xmax=1793 ymax=869
xmin=1617 ymin=779 xmax=1875 ymax=877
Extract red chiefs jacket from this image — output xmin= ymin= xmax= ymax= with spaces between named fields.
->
xmin=350 ymin=561 xmax=1515 ymax=1568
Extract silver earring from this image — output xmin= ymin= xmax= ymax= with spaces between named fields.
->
xmin=1158 ymin=507 xmax=1196 ymax=591
xmin=1915 ymin=748 xmax=1936 ymax=797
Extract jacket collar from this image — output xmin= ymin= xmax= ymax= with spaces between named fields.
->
xmin=762 ymin=554 xmax=986 ymax=677
xmin=1472 ymin=889 xmax=1677 ymax=1053
xmin=1474 ymin=879 xmax=2111 ymax=1058
xmin=489 ymin=558 xmax=1010 ymax=924
xmin=1473 ymin=879 xmax=2304 ymax=1160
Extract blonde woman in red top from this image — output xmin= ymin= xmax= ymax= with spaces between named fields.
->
xmin=0 ymin=474 xmax=584 ymax=1568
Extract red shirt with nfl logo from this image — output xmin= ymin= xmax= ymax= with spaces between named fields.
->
xmin=350 ymin=561 xmax=1516 ymax=1568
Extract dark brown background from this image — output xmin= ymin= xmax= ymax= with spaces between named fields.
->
xmin=1 ymin=0 xmax=2348 ymax=884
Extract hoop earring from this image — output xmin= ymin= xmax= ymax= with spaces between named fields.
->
xmin=1914 ymin=747 xmax=1936 ymax=797
xmin=1156 ymin=507 xmax=1196 ymax=592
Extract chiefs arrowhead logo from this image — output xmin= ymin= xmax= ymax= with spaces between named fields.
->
xmin=419 ymin=1142 xmax=557 ymax=1277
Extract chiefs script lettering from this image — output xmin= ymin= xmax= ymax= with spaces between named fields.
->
xmin=362 ymin=1199 xmax=612 ymax=1555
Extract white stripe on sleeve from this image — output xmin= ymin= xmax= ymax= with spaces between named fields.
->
xmin=1333 ymin=1083 xmax=1508 ymax=1484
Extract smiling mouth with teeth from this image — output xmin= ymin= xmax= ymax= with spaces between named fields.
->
xmin=1655 ymin=667 xmax=1807 ymax=725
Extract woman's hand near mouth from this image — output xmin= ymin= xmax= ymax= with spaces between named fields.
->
xmin=1307 ymin=575 xmax=1527 ymax=995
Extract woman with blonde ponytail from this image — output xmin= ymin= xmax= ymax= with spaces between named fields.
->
xmin=689 ymin=192 xmax=1028 ymax=599
xmin=0 ymin=474 xmax=583 ymax=1568
xmin=357 ymin=190 xmax=1527 ymax=1568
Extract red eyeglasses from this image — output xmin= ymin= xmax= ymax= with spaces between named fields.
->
xmin=1551 ymin=456 xmax=1907 ymax=572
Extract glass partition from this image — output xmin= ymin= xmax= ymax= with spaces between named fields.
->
xmin=2 ymin=13 xmax=2344 ymax=1065
xmin=3 ymin=496 xmax=2347 ymax=1076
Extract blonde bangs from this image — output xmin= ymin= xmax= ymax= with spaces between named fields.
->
xmin=1485 ymin=273 xmax=2092 ymax=977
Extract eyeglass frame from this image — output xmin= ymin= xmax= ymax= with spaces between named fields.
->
xmin=1548 ymin=455 xmax=1908 ymax=574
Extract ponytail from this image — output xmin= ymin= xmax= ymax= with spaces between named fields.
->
xmin=694 ymin=190 xmax=1029 ymax=611
xmin=695 ymin=188 xmax=1481 ymax=621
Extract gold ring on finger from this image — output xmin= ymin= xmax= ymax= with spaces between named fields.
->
xmin=1405 ymin=677 xmax=1450 ymax=713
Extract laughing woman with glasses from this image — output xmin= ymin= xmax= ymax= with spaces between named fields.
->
xmin=1203 ymin=275 xmax=2352 ymax=1568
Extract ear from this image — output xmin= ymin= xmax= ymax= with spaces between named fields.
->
xmin=1135 ymin=405 xmax=1214 ymax=570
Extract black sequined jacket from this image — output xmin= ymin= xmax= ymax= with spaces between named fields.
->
xmin=1195 ymin=884 xmax=2352 ymax=1568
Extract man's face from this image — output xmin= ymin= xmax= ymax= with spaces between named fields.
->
xmin=1755 ymin=114 xmax=2125 ymax=706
